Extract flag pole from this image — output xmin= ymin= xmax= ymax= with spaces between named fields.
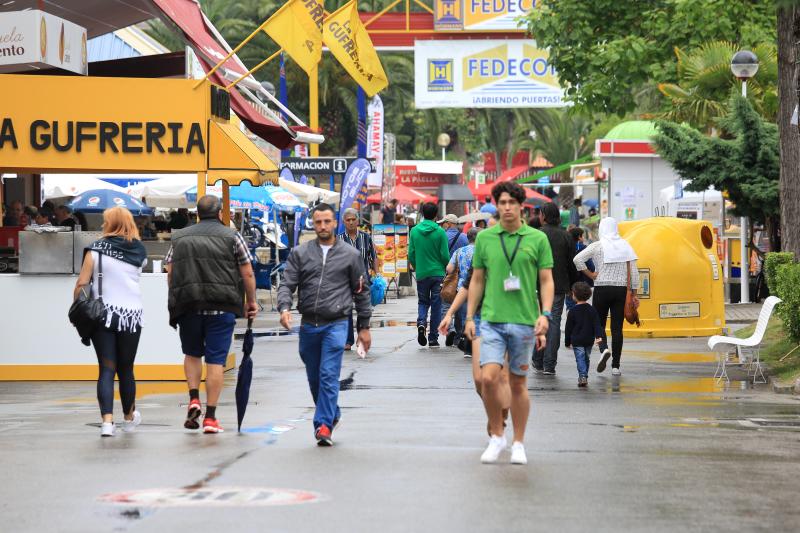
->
xmin=193 ymin=1 xmax=293 ymax=89
xmin=309 ymin=65 xmax=319 ymax=157
xmin=225 ymin=49 xmax=282 ymax=90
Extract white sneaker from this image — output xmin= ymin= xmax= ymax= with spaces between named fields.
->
xmin=101 ymin=422 xmax=115 ymax=437
xmin=480 ymin=435 xmax=507 ymax=464
xmin=510 ymin=442 xmax=527 ymax=465
xmin=611 ymin=368 xmax=622 ymax=376
xmin=122 ymin=410 xmax=141 ymax=432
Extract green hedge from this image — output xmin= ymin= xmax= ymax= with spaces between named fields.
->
xmin=773 ymin=260 xmax=800 ymax=341
xmin=764 ymin=252 xmax=794 ymax=293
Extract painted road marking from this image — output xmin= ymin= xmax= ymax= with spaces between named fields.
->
xmin=99 ymin=487 xmax=324 ymax=507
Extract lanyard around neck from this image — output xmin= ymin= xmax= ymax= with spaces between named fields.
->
xmin=499 ymin=232 xmax=523 ymax=271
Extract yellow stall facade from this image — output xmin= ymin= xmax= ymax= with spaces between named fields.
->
xmin=0 ymin=74 xmax=277 ymax=380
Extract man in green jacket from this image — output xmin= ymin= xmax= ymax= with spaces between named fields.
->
xmin=408 ymin=202 xmax=450 ymax=347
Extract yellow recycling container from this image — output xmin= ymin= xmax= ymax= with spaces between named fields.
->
xmin=617 ymin=217 xmax=725 ymax=338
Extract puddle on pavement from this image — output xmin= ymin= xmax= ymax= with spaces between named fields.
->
xmin=60 ymin=383 xmax=207 ymax=404
xmin=592 ymin=377 xmax=755 ymax=407
xmin=627 ymin=350 xmax=718 ymax=363
xmin=675 ymin=415 xmax=800 ymax=432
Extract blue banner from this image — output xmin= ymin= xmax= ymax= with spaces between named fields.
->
xmin=357 ymin=86 xmax=367 ymax=158
xmin=338 ymin=158 xmax=372 ymax=231
xmin=280 ymin=167 xmax=295 ymax=183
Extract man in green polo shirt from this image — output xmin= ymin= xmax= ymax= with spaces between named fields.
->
xmin=465 ymin=181 xmax=554 ymax=465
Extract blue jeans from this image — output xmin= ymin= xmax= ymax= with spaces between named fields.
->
xmin=573 ymin=345 xmax=592 ymax=378
xmin=532 ymin=293 xmax=566 ymax=372
xmin=416 ymin=276 xmax=443 ymax=342
xmin=299 ymin=320 xmax=348 ymax=430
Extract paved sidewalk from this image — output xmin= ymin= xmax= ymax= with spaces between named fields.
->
xmin=3 ymin=296 xmax=800 ymax=532
xmin=725 ymin=302 xmax=762 ymax=323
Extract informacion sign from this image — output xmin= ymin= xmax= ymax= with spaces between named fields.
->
xmin=659 ymin=302 xmax=700 ymax=319
xmin=280 ymin=157 xmax=377 ymax=176
xmin=98 ymin=487 xmax=323 ymax=507
xmin=434 ymin=0 xmax=535 ymax=31
xmin=414 ymin=40 xmax=565 ymax=109
xmin=638 ymin=269 xmax=650 ymax=299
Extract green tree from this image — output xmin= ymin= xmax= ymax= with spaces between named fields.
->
xmin=653 ymin=96 xmax=780 ymax=249
xmin=658 ymin=41 xmax=777 ymax=132
xmin=524 ymin=0 xmax=777 ymax=115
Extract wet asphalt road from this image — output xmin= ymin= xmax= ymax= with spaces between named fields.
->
xmin=2 ymin=298 xmax=800 ymax=532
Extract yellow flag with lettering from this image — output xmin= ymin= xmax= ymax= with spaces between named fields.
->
xmin=262 ymin=0 xmax=323 ymax=76
xmin=322 ymin=0 xmax=388 ymax=96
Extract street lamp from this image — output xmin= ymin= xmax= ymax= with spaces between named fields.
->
xmin=437 ymin=132 xmax=451 ymax=162
xmin=730 ymin=50 xmax=759 ymax=304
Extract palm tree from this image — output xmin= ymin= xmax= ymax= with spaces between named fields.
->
xmin=658 ymin=41 xmax=777 ymax=133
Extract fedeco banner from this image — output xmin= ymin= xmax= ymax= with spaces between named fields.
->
xmin=322 ymin=0 xmax=388 ymax=97
xmin=414 ymin=39 xmax=566 ymax=109
xmin=434 ymin=0 xmax=536 ymax=32
xmin=0 ymin=75 xmax=208 ymax=173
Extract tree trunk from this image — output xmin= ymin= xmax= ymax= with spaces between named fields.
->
xmin=778 ymin=7 xmax=800 ymax=256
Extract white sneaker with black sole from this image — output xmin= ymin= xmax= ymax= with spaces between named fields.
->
xmin=101 ymin=422 xmax=115 ymax=437
xmin=611 ymin=368 xmax=622 ymax=376
xmin=510 ymin=442 xmax=527 ymax=465
xmin=122 ymin=410 xmax=141 ymax=432
xmin=480 ymin=435 xmax=507 ymax=464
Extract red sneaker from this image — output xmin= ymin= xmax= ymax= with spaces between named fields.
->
xmin=315 ymin=424 xmax=333 ymax=446
xmin=203 ymin=417 xmax=224 ymax=434
xmin=184 ymin=398 xmax=202 ymax=430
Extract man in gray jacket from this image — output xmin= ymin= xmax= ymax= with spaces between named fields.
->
xmin=278 ymin=203 xmax=372 ymax=446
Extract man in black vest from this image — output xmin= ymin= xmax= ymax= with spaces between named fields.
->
xmin=165 ymin=195 xmax=258 ymax=434
xmin=278 ymin=203 xmax=372 ymax=446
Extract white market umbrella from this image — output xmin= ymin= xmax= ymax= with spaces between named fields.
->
xmin=43 ymin=174 xmax=126 ymax=199
xmin=129 ymin=175 xmax=197 ymax=209
xmin=279 ymin=178 xmax=340 ymax=206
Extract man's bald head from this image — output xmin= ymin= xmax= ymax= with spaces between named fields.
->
xmin=197 ymin=195 xmax=222 ymax=220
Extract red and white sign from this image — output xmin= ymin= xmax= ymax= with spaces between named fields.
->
xmin=366 ymin=95 xmax=384 ymax=188
xmin=395 ymin=165 xmax=451 ymax=189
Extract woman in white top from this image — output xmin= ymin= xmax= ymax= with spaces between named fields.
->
xmin=573 ymin=217 xmax=639 ymax=376
xmin=73 ymin=207 xmax=147 ymax=437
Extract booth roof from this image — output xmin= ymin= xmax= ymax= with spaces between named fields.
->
xmin=0 ymin=1 xmax=157 ymax=38
xmin=604 ymin=121 xmax=658 ymax=141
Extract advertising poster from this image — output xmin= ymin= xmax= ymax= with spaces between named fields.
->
xmin=415 ymin=40 xmax=565 ymax=109
xmin=372 ymin=224 xmax=396 ymax=278
xmin=366 ymin=95 xmax=385 ymax=188
xmin=394 ymin=225 xmax=409 ymax=273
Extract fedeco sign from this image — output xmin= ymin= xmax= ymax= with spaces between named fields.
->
xmin=0 ymin=75 xmax=213 ymax=173
xmin=0 ymin=119 xmax=205 ymax=155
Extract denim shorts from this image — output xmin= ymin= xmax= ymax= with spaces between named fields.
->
xmin=480 ymin=322 xmax=536 ymax=376
xmin=178 ymin=312 xmax=236 ymax=366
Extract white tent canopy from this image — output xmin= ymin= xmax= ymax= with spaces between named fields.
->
xmin=43 ymin=174 xmax=127 ymax=199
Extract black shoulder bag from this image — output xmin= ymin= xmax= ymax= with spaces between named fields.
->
xmin=68 ymin=253 xmax=107 ymax=346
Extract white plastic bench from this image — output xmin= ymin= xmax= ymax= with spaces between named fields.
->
xmin=708 ymin=296 xmax=782 ymax=384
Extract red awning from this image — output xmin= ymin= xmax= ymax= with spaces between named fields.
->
xmin=469 ymin=165 xmax=530 ymax=198
xmin=367 ymin=185 xmax=437 ymax=205
xmin=151 ymin=0 xmax=310 ymax=149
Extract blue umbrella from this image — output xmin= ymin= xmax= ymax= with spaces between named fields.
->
xmin=480 ymin=203 xmax=497 ymax=214
xmin=68 ymin=189 xmax=154 ymax=216
xmin=188 ymin=183 xmax=305 ymax=212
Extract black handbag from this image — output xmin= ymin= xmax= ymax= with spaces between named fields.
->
xmin=68 ymin=253 xmax=107 ymax=345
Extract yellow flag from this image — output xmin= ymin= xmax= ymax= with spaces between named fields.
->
xmin=322 ymin=0 xmax=388 ymax=96
xmin=262 ymin=0 xmax=323 ymax=75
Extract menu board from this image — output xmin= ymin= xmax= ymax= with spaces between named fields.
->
xmin=372 ymin=224 xmax=396 ymax=278
xmin=394 ymin=225 xmax=409 ymax=273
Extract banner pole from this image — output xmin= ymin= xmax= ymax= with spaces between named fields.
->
xmin=192 ymin=18 xmax=271 ymax=88
xmin=225 ymin=49 xmax=281 ymax=90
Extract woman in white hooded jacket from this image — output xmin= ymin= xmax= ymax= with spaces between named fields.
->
xmin=573 ymin=218 xmax=638 ymax=376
